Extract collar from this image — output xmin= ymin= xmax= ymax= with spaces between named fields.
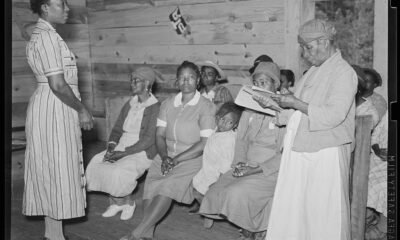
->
xmin=320 ymin=49 xmax=341 ymax=67
xmin=130 ymin=93 xmax=158 ymax=108
xmin=34 ymin=18 xmax=57 ymax=33
xmin=174 ymin=91 xmax=201 ymax=107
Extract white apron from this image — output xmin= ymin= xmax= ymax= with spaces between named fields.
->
xmin=266 ymin=111 xmax=350 ymax=240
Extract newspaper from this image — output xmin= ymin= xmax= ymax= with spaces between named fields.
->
xmin=234 ymin=85 xmax=282 ymax=116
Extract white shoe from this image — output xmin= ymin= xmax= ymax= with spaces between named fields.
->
xmin=120 ymin=202 xmax=136 ymax=220
xmin=102 ymin=204 xmax=124 ymax=218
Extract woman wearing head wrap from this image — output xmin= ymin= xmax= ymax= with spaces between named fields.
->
xmin=248 ymin=54 xmax=274 ymax=74
xmin=197 ymin=60 xmax=234 ymax=109
xmin=199 ymin=62 xmax=285 ymax=240
xmin=255 ymin=19 xmax=358 ymax=240
xmin=85 ymin=67 xmax=160 ymax=221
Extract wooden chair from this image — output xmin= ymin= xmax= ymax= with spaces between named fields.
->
xmin=350 ymin=115 xmax=374 ymax=240
xmin=104 ymin=95 xmax=131 ymax=140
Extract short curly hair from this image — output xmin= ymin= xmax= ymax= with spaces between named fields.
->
xmin=176 ymin=60 xmax=201 ymax=79
xmin=30 ymin=0 xmax=50 ymax=15
xmin=280 ymin=69 xmax=295 ymax=87
xmin=363 ymin=68 xmax=382 ymax=87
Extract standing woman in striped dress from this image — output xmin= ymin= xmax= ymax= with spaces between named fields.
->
xmin=23 ymin=0 xmax=93 ymax=239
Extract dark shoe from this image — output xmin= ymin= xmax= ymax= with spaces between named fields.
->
xmin=188 ymin=202 xmax=200 ymax=215
xmin=188 ymin=205 xmax=200 ymax=215
xmin=239 ymin=229 xmax=255 ymax=240
xmin=254 ymin=231 xmax=266 ymax=240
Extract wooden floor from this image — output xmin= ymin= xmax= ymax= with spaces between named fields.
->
xmin=10 ymin=141 xmax=240 ymax=240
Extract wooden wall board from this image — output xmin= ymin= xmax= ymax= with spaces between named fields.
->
xmin=88 ymin=0 xmax=283 ymax=29
xmin=90 ymin=43 xmax=286 ymax=66
xmin=12 ymin=3 xmax=88 ymax=24
xmin=12 ymin=102 xmax=29 ymax=127
xmin=90 ymin=21 xmax=284 ymax=46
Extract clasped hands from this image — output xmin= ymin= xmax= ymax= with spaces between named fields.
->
xmin=103 ymin=143 xmax=127 ymax=163
xmin=232 ymin=162 xmax=260 ymax=178
xmin=161 ymin=156 xmax=178 ymax=176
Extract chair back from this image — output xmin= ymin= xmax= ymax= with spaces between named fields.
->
xmin=104 ymin=95 xmax=131 ymax=140
xmin=350 ymin=115 xmax=374 ymax=240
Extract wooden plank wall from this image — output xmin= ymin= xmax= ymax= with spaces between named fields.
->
xmin=87 ymin=0 xmax=288 ymax=115
xmin=11 ymin=0 xmax=93 ymax=127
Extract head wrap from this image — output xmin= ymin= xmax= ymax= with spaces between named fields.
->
xmin=131 ymin=67 xmax=156 ymax=86
xmin=298 ymin=19 xmax=337 ymax=44
xmin=249 ymin=54 xmax=274 ymax=74
xmin=197 ymin=60 xmax=226 ymax=81
xmin=251 ymin=62 xmax=281 ymax=89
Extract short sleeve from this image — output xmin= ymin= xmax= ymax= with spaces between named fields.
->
xmin=37 ymin=32 xmax=63 ymax=77
xmin=156 ymin=98 xmax=169 ymax=128
xmin=199 ymin=101 xmax=217 ymax=137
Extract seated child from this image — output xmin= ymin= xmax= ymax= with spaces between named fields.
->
xmin=191 ymin=102 xmax=243 ymax=208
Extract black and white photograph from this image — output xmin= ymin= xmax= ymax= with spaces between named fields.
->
xmin=4 ymin=0 xmax=397 ymax=239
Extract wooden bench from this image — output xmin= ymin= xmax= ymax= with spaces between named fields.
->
xmin=105 ymin=96 xmax=375 ymax=238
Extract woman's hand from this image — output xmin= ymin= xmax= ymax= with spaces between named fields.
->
xmin=105 ymin=151 xmax=127 ymax=163
xmin=279 ymin=87 xmax=291 ymax=95
xmin=232 ymin=164 xmax=261 ymax=178
xmin=79 ymin=107 xmax=94 ymax=131
xmin=270 ymin=94 xmax=298 ymax=109
xmin=252 ymin=95 xmax=274 ymax=109
xmin=161 ymin=156 xmax=176 ymax=176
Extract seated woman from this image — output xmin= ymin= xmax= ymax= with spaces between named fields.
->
xmin=191 ymin=102 xmax=243 ymax=209
xmin=362 ymin=68 xmax=387 ymax=121
xmin=199 ymin=62 xmax=286 ymax=240
xmin=120 ymin=61 xmax=217 ymax=240
xmin=365 ymin=111 xmax=388 ymax=239
xmin=85 ymin=67 xmax=160 ymax=221
xmin=197 ymin=60 xmax=234 ymax=109
xmin=279 ymin=69 xmax=295 ymax=94
xmin=353 ymin=65 xmax=380 ymax=127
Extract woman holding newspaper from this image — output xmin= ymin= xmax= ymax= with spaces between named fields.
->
xmin=199 ymin=62 xmax=286 ymax=240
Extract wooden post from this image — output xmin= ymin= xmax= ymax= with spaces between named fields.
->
xmin=373 ymin=0 xmax=388 ymax=101
xmin=350 ymin=116 xmax=374 ymax=240
xmin=284 ymin=0 xmax=315 ymax=81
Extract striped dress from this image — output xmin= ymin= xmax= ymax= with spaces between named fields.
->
xmin=22 ymin=18 xmax=86 ymax=220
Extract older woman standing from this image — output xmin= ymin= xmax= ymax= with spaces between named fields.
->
xmin=23 ymin=0 xmax=93 ymax=239
xmin=200 ymin=62 xmax=285 ymax=240
xmin=85 ymin=67 xmax=160 ymax=221
xmin=258 ymin=19 xmax=357 ymax=240
xmin=120 ymin=61 xmax=216 ymax=240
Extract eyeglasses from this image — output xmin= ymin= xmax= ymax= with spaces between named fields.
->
xmin=131 ymin=77 xmax=145 ymax=84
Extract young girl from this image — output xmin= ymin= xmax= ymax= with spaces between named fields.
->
xmin=191 ymin=102 xmax=243 ymax=209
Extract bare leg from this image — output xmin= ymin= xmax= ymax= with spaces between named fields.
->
xmin=124 ymin=194 xmax=136 ymax=206
xmin=132 ymin=195 xmax=173 ymax=238
xmin=109 ymin=194 xmax=135 ymax=206
xmin=189 ymin=189 xmax=203 ymax=214
xmin=44 ymin=216 xmax=65 ymax=240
